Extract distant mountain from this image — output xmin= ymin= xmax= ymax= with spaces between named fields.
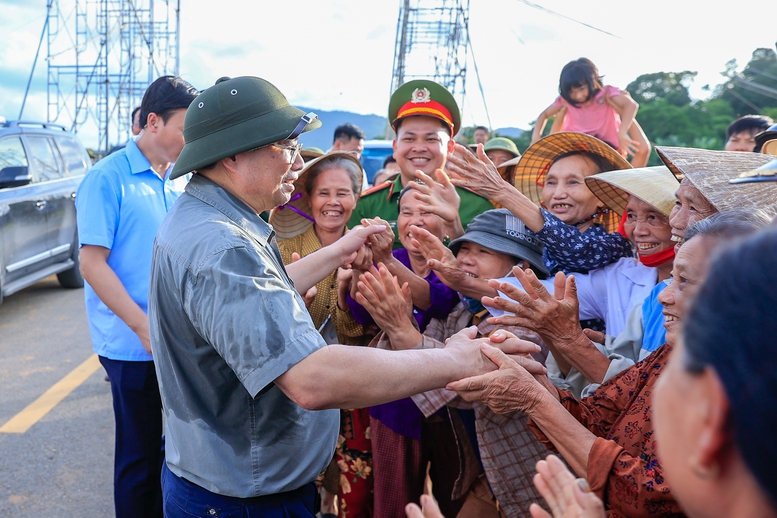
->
xmin=297 ymin=107 xmax=390 ymax=151
xmin=494 ymin=127 xmax=525 ymax=138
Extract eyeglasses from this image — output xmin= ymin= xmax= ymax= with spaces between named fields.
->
xmin=248 ymin=140 xmax=302 ymax=164
xmin=271 ymin=141 xmax=303 ymax=165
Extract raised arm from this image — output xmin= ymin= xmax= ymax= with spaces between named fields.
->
xmin=606 ymin=89 xmax=639 ymax=158
xmin=362 ymin=217 xmax=435 ymax=310
xmin=406 ymin=169 xmax=464 ymax=240
xmin=409 ymin=225 xmax=497 ymax=299
xmin=484 ymin=267 xmax=612 ymax=384
xmin=531 ymin=102 xmax=564 ymax=144
xmin=354 ymin=264 xmax=423 ymax=350
xmin=445 ymin=144 xmax=546 ymax=231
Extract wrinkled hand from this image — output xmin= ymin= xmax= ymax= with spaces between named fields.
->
xmin=409 ymin=225 xmax=467 ymax=290
xmin=529 ymin=455 xmax=605 ymax=518
xmin=446 ymin=343 xmax=549 ymax=415
xmin=405 ymin=494 xmax=445 ymax=518
xmin=348 ymin=243 xmax=374 ymax=272
xmin=336 ymin=224 xmax=385 ymax=267
xmin=445 ymin=143 xmax=510 ymax=201
xmin=362 ymin=217 xmax=395 ymax=265
xmin=485 ymin=267 xmax=582 ymax=343
xmin=406 ymin=169 xmax=460 ymax=224
xmin=354 ymin=263 xmax=413 ymax=335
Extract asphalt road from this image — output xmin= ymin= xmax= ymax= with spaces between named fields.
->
xmin=0 ymin=277 xmax=114 ymax=517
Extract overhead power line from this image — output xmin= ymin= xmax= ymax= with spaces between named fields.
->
xmin=513 ymin=0 xmax=621 ymax=39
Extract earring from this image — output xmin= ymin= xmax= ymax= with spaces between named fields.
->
xmin=689 ymin=455 xmax=719 ymax=480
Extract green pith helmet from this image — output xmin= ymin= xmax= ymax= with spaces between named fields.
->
xmin=483 ymin=137 xmax=520 ymax=157
xmin=388 ymin=79 xmax=461 ymax=137
xmin=171 ymin=76 xmax=321 ymax=179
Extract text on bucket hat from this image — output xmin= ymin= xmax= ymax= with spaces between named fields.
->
xmin=171 ymin=76 xmax=322 ymax=179
xmin=448 ymin=209 xmax=549 ymax=277
xmin=389 ymin=80 xmax=461 ymax=137
xmin=656 ymin=146 xmax=777 ymax=216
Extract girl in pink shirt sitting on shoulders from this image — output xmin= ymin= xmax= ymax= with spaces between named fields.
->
xmin=532 ymin=58 xmax=651 ymax=167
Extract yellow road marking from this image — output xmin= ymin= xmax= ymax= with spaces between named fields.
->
xmin=0 ymin=354 xmax=102 ymax=434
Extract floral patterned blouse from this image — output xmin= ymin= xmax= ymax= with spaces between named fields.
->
xmin=530 ymin=344 xmax=686 ymax=517
xmin=532 ymin=208 xmax=633 ymax=274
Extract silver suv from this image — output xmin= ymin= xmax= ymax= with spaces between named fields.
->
xmin=0 ymin=119 xmax=90 ymax=305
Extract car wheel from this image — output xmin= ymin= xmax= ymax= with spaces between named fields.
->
xmin=57 ymin=243 xmax=84 ymax=289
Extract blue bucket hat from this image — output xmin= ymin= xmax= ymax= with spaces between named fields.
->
xmin=449 ymin=209 xmax=549 ymax=277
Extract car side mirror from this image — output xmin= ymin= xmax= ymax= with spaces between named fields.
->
xmin=0 ymin=165 xmax=32 ymax=188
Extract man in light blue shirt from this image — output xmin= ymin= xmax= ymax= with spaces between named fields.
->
xmin=76 ymin=75 xmax=197 ymax=518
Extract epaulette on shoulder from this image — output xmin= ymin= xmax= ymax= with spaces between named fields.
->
xmin=361 ymin=182 xmax=392 ymax=196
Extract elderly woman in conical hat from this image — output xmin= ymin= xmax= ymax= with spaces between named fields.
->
xmin=440 ymin=209 xmax=769 ymax=518
xmin=487 ymin=165 xmax=679 ymax=398
xmin=655 ymin=146 xmax=777 ymax=252
xmin=524 ymin=148 xmax=777 ymax=400
xmin=445 ymin=132 xmax=634 ymax=276
xmin=463 ymin=225 xmax=777 ymax=518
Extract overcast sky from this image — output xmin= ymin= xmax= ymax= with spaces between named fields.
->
xmin=2 ymin=0 xmax=776 ymax=147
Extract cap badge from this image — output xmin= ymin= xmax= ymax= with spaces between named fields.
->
xmin=411 ymin=87 xmax=431 ymax=104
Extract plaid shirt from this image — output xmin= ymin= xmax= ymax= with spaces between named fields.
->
xmin=373 ymin=302 xmax=549 ymax=517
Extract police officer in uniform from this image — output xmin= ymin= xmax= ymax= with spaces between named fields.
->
xmin=349 ymin=80 xmax=494 ymax=248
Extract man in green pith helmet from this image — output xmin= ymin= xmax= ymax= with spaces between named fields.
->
xmin=349 ymin=79 xmax=494 ymax=249
xmin=147 ymin=75 xmax=541 ymax=517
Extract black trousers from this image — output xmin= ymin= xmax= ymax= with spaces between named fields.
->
xmin=100 ymin=356 xmax=164 ymax=518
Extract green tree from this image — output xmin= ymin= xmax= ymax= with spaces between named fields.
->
xmin=716 ymin=47 xmax=777 ymax=116
xmin=627 ymin=71 xmax=697 ymax=107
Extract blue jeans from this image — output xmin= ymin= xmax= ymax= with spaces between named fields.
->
xmin=100 ymin=356 xmax=164 ymax=518
xmin=161 ymin=463 xmax=316 ymax=518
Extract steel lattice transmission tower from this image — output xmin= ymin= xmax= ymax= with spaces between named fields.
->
xmin=46 ymin=0 xmax=180 ymax=152
xmin=390 ymin=0 xmax=470 ymax=114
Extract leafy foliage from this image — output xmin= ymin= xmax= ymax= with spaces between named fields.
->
xmin=627 ymin=46 xmax=777 ymax=163
xmin=716 ymin=48 xmax=777 ymax=116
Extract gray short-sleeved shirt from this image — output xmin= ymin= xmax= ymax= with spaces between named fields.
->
xmin=149 ymin=174 xmax=338 ymax=498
